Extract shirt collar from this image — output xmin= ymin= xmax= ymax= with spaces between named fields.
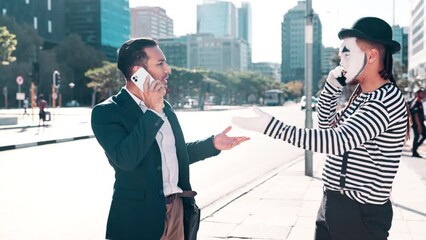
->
xmin=124 ymin=86 xmax=148 ymax=108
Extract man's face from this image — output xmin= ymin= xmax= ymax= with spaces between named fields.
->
xmin=339 ymin=37 xmax=367 ymax=84
xmin=144 ymin=46 xmax=171 ymax=86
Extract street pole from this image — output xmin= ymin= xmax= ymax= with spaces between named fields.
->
xmin=304 ymin=0 xmax=313 ymax=176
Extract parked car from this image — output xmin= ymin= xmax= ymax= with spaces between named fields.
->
xmin=65 ymin=100 xmax=80 ymax=107
xmin=300 ymin=96 xmax=318 ymax=111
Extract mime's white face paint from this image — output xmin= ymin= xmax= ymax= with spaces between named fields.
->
xmin=339 ymin=37 xmax=367 ymax=84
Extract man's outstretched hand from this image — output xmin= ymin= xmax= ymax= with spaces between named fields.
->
xmin=231 ymin=107 xmax=273 ymax=133
xmin=213 ymin=126 xmax=250 ymax=150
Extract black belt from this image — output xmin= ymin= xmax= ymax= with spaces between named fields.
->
xmin=165 ymin=190 xmax=197 ymax=205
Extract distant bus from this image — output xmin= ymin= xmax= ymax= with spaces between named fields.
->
xmin=264 ymin=89 xmax=285 ymax=106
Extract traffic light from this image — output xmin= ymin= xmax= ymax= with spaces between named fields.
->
xmin=53 ymin=70 xmax=61 ymax=88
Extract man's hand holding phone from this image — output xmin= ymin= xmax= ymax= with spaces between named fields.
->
xmin=142 ymin=77 xmax=166 ymax=113
xmin=130 ymin=67 xmax=165 ymax=113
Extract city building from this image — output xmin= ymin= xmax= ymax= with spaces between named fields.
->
xmin=281 ymin=1 xmax=322 ymax=93
xmin=159 ymin=33 xmax=249 ymax=72
xmin=321 ymin=46 xmax=338 ymax=77
xmin=65 ymin=0 xmax=130 ymax=61
xmin=238 ymin=2 xmax=252 ymax=66
xmin=0 ymin=0 xmax=66 ymax=48
xmin=196 ymin=0 xmax=252 ymax=70
xmin=251 ymin=62 xmax=281 ymax=82
xmin=157 ymin=36 xmax=188 ymax=68
xmin=392 ymin=25 xmax=409 ymax=79
xmin=409 ymin=0 xmax=426 ymax=83
xmin=131 ymin=6 xmax=173 ymax=39
xmin=197 ymin=0 xmax=237 ymax=38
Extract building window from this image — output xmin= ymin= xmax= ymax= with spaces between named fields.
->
xmin=33 ymin=17 xmax=38 ymax=29
xmin=47 ymin=0 xmax=51 ymax=11
xmin=2 ymin=8 xmax=6 ymax=16
xmin=48 ymin=20 xmax=52 ymax=33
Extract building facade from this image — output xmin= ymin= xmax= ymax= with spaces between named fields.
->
xmin=65 ymin=0 xmax=130 ymax=61
xmin=281 ymin=1 xmax=322 ymax=93
xmin=392 ymin=25 xmax=409 ymax=79
xmin=321 ymin=46 xmax=338 ymax=76
xmin=0 ymin=0 xmax=66 ymax=48
xmin=197 ymin=0 xmax=237 ymax=38
xmin=251 ymin=62 xmax=281 ymax=82
xmin=238 ymin=2 xmax=252 ymax=66
xmin=131 ymin=6 xmax=173 ymax=39
xmin=159 ymin=34 xmax=249 ymax=72
xmin=409 ymin=0 xmax=426 ymax=82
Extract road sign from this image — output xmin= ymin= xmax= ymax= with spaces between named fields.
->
xmin=52 ymin=92 xmax=58 ymax=100
xmin=16 ymin=92 xmax=25 ymax=100
xmin=16 ymin=76 xmax=24 ymax=85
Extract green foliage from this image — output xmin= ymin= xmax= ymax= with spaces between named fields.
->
xmin=85 ymin=61 xmax=123 ymax=102
xmin=0 ymin=26 xmax=17 ymax=65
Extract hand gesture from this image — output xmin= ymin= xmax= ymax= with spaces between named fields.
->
xmin=213 ymin=126 xmax=250 ymax=150
xmin=231 ymin=106 xmax=273 ymax=133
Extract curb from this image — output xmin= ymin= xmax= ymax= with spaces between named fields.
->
xmin=0 ymin=135 xmax=95 ymax=152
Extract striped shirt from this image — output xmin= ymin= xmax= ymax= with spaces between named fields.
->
xmin=265 ymin=82 xmax=408 ymax=204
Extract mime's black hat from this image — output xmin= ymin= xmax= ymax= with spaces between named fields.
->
xmin=338 ymin=17 xmax=401 ymax=54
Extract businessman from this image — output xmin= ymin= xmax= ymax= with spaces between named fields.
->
xmin=91 ymin=37 xmax=249 ymax=240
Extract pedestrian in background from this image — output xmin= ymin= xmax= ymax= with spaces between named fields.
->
xmin=37 ymin=94 xmax=47 ymax=127
xmin=233 ymin=17 xmax=409 ymax=240
xmin=410 ymin=88 xmax=426 ymax=158
xmin=23 ymin=97 xmax=29 ymax=116
xmin=91 ymin=37 xmax=249 ymax=240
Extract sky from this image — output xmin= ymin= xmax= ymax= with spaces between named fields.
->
xmin=129 ymin=0 xmax=411 ymax=63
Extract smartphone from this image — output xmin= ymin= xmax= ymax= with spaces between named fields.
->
xmin=130 ymin=67 xmax=155 ymax=92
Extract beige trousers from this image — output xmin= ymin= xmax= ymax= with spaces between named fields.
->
xmin=160 ymin=196 xmax=184 ymax=240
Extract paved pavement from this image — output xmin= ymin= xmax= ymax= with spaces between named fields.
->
xmin=1 ymin=107 xmax=426 ymax=239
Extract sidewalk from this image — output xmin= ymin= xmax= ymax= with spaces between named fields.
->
xmin=198 ymin=152 xmax=426 ymax=240
xmin=1 ymin=108 xmax=426 ymax=239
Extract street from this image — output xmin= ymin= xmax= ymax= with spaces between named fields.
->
xmin=0 ymin=104 xmax=309 ymax=239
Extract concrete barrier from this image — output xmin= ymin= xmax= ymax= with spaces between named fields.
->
xmin=0 ymin=117 xmax=18 ymax=126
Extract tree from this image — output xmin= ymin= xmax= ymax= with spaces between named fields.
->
xmin=86 ymin=61 xmax=123 ymax=106
xmin=0 ymin=26 xmax=17 ymax=65
xmin=55 ymin=34 xmax=106 ymax=105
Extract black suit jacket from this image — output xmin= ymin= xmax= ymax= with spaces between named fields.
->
xmin=91 ymin=88 xmax=220 ymax=239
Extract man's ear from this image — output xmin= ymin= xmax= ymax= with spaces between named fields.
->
xmin=131 ymin=66 xmax=140 ymax=76
xmin=368 ymin=49 xmax=379 ymax=64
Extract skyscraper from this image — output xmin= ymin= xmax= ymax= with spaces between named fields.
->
xmin=0 ymin=0 xmax=66 ymax=48
xmin=392 ymin=25 xmax=408 ymax=79
xmin=281 ymin=1 xmax=322 ymax=93
xmin=131 ymin=6 xmax=173 ymax=39
xmin=197 ymin=0 xmax=237 ymax=38
xmin=238 ymin=2 xmax=252 ymax=66
xmin=66 ymin=0 xmax=130 ymax=61
xmin=408 ymin=0 xmax=426 ymax=82
xmin=238 ymin=2 xmax=252 ymax=46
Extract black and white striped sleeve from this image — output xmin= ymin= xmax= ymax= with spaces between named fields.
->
xmin=263 ymin=100 xmax=390 ymax=155
xmin=317 ymin=82 xmax=343 ymax=129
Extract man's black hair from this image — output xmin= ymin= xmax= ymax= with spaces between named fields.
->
xmin=117 ymin=38 xmax=158 ymax=80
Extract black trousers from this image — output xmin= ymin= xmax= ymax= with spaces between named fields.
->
xmin=412 ymin=125 xmax=426 ymax=154
xmin=314 ymin=190 xmax=393 ymax=240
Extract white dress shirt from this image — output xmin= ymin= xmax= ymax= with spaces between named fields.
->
xmin=125 ymin=87 xmax=183 ymax=197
